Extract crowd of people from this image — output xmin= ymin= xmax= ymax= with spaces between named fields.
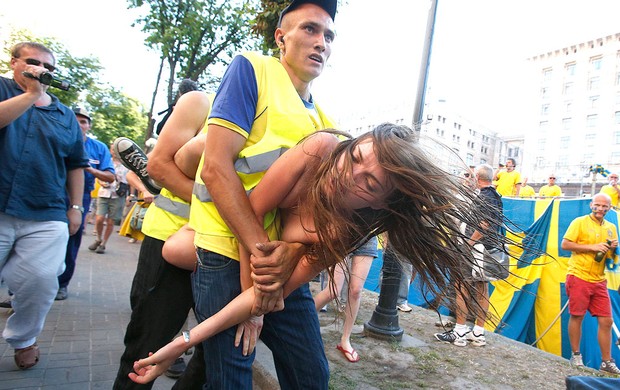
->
xmin=1 ymin=0 xmax=619 ymax=386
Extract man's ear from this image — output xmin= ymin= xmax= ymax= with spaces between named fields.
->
xmin=275 ymin=29 xmax=285 ymax=49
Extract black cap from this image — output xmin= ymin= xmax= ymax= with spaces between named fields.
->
xmin=278 ymin=0 xmax=337 ymax=27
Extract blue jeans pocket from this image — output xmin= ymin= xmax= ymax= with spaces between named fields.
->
xmin=195 ymin=248 xmax=235 ymax=270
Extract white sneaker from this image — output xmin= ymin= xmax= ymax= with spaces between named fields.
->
xmin=397 ymin=303 xmax=412 ymax=312
xmin=466 ymin=331 xmax=486 ymax=346
xmin=570 ymin=353 xmax=584 ymax=367
xmin=434 ymin=329 xmax=468 ymax=347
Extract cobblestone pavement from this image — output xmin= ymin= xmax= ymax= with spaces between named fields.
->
xmin=0 ymin=227 xmax=182 ymax=390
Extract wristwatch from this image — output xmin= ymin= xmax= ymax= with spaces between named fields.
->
xmin=70 ymin=204 xmax=84 ymax=213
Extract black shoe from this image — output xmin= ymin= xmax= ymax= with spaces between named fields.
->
xmin=165 ymin=357 xmax=186 ymax=379
xmin=0 ymin=298 xmax=12 ymax=308
xmin=112 ymin=137 xmax=161 ymax=195
xmin=55 ymin=287 xmax=68 ymax=301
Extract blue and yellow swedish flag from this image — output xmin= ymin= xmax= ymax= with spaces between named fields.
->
xmin=489 ymin=198 xmax=620 ymax=370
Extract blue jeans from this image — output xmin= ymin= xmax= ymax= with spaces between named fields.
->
xmin=193 ymin=249 xmax=329 ymax=390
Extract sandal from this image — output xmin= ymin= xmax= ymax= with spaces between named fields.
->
xmin=14 ymin=343 xmax=39 ymax=369
xmin=336 ymin=344 xmax=360 ymax=363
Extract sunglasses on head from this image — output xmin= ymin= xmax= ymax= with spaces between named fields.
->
xmin=21 ymin=58 xmax=56 ymax=73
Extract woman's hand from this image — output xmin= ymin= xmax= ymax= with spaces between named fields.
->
xmin=235 ymin=315 xmax=264 ymax=355
xmin=128 ymin=337 xmax=187 ymax=384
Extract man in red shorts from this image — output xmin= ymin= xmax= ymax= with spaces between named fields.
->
xmin=561 ymin=192 xmax=620 ymax=374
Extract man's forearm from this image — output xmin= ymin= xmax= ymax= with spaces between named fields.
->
xmin=0 ymin=92 xmax=39 ymax=129
xmin=66 ymin=168 xmax=85 ymax=205
xmin=149 ymin=160 xmax=194 ymax=201
xmin=86 ymin=167 xmax=115 ymax=183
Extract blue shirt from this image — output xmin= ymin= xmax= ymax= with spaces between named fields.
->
xmin=84 ymin=136 xmax=114 ymax=193
xmin=0 ymin=76 xmax=89 ymax=222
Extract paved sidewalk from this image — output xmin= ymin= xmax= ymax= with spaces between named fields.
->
xmin=0 ymin=227 xmax=180 ymax=389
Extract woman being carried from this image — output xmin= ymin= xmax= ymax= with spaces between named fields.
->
xmin=129 ymin=122 xmax=498 ymax=384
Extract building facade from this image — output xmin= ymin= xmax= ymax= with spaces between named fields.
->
xmin=523 ymin=33 xmax=620 ymax=185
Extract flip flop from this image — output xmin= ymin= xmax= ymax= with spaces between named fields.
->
xmin=14 ymin=343 xmax=39 ymax=369
xmin=336 ymin=344 xmax=360 ymax=363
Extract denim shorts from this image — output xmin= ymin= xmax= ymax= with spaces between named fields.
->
xmin=352 ymin=236 xmax=378 ymax=258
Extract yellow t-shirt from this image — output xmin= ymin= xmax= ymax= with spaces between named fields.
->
xmin=519 ymin=185 xmax=536 ymax=198
xmin=538 ymin=184 xmax=562 ymax=197
xmin=495 ymin=170 xmax=522 ymax=197
xmin=564 ymin=214 xmax=618 ymax=283
xmin=600 ymin=184 xmax=619 ymax=207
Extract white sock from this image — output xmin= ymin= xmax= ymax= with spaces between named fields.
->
xmin=472 ymin=325 xmax=485 ymax=335
xmin=454 ymin=324 xmax=469 ymax=334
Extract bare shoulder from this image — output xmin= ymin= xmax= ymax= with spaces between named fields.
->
xmin=299 ymin=132 xmax=340 ymax=157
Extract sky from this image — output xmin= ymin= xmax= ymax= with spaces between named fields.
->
xmin=2 ymin=0 xmax=620 ymax=134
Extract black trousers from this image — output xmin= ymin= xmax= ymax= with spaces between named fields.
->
xmin=113 ymin=235 xmax=205 ymax=390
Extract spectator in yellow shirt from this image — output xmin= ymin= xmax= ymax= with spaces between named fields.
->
xmin=600 ymin=173 xmax=620 ymax=207
xmin=539 ymin=174 xmax=562 ymax=198
xmin=494 ymin=158 xmax=521 ymax=197
xmin=519 ymin=177 xmax=536 ymax=198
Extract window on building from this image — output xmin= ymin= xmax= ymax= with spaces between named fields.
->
xmin=538 ymin=139 xmax=546 ymax=151
xmin=565 ymin=101 xmax=573 ymax=113
xmin=611 ymin=152 xmax=620 ymax=162
xmin=583 ymin=153 xmax=594 ymax=162
xmin=466 ymin=153 xmax=473 ymax=166
xmin=585 ymin=133 xmax=596 ymax=141
xmin=563 ymin=82 xmax=573 ymax=95
xmin=536 ymin=156 xmax=545 ymax=168
xmin=588 ymin=76 xmax=600 ymax=91
xmin=541 ymin=104 xmax=550 ymax=115
xmin=560 ymin=136 xmax=570 ymax=149
xmin=615 ymin=72 xmax=620 ymax=86
xmin=586 ymin=114 xmax=598 ymax=127
xmin=562 ymin=118 xmax=572 ymax=130
xmin=565 ymin=63 xmax=576 ymax=76
xmin=541 ymin=87 xmax=549 ymax=99
xmin=589 ymin=95 xmax=599 ymax=109
xmin=558 ymin=155 xmax=569 ymax=168
xmin=615 ymin=111 xmax=620 ymax=124
xmin=543 ymin=68 xmax=552 ymax=82
xmin=590 ymin=56 xmax=602 ymax=71
xmin=615 ymin=131 xmax=620 ymax=144
xmin=540 ymin=120 xmax=549 ymax=130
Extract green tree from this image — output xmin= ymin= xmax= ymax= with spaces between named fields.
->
xmin=128 ymin=0 xmax=260 ymax=139
xmin=1 ymin=30 xmax=149 ymax=146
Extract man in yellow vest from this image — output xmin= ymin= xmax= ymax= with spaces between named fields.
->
xmin=189 ymin=1 xmax=337 ymax=388
xmin=113 ymin=87 xmax=210 ymax=389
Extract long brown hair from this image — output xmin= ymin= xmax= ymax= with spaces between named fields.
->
xmin=303 ymin=123 xmax=516 ymax=316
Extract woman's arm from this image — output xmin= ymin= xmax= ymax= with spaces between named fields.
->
xmin=129 ymin=250 xmax=336 ymax=384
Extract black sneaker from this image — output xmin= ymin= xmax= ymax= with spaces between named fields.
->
xmin=112 ymin=137 xmax=161 ymax=195
xmin=55 ymin=287 xmax=68 ymax=301
xmin=165 ymin=357 xmax=187 ymax=379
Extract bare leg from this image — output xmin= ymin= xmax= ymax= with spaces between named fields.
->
xmin=598 ymin=316 xmax=613 ymax=361
xmin=162 ymin=224 xmax=197 ymax=271
xmin=173 ymin=133 xmax=206 ymax=179
xmin=340 ymin=255 xmax=373 ymax=354
xmin=473 ymin=281 xmax=489 ymax=327
xmin=101 ymin=217 xmax=114 ymax=247
xmin=568 ymin=314 xmax=584 ymax=353
xmin=313 ymin=262 xmax=346 ymax=310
